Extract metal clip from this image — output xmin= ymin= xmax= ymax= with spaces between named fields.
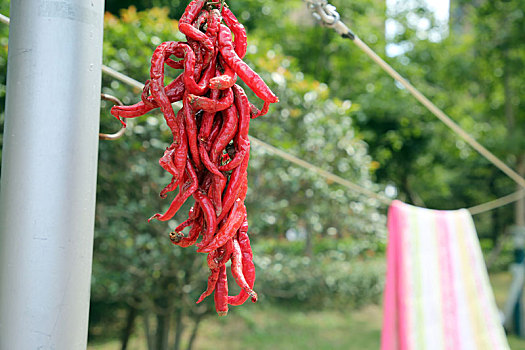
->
xmin=304 ymin=0 xmax=355 ymax=40
xmin=99 ymin=93 xmax=126 ymax=141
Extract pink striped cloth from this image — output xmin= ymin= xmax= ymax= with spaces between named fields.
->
xmin=381 ymin=200 xmax=509 ymax=350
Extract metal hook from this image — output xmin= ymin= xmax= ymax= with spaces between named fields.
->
xmin=99 ymin=93 xmax=126 ymax=141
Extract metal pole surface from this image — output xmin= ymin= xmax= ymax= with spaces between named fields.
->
xmin=512 ymin=226 xmax=525 ymax=337
xmin=0 ymin=1 xmax=104 ymax=349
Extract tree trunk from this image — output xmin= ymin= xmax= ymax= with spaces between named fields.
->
xmin=186 ymin=314 xmax=203 ymax=350
xmin=173 ymin=307 xmax=185 ymax=350
xmin=120 ymin=306 xmax=138 ymax=350
xmin=299 ymin=220 xmax=312 ymax=258
xmin=143 ymin=313 xmax=156 ymax=350
xmin=504 ymin=54 xmax=515 ymax=130
xmin=304 ymin=229 xmax=313 ymax=258
xmin=156 ymin=313 xmax=171 ymax=350
xmin=403 ymin=174 xmax=426 ymax=207
xmin=503 ymin=52 xmax=524 ymax=227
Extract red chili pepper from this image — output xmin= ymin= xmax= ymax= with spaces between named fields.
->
xmin=217 ymin=138 xmax=249 ymax=172
xmin=173 ymin=110 xmax=189 ymax=180
xmin=232 ymin=84 xmax=251 ymax=139
xmin=198 ymin=199 xmax=246 ymax=253
xmin=165 ymin=57 xmax=185 ymax=70
xmin=230 ymin=237 xmax=257 ymax=302
xmin=150 ymin=159 xmax=198 ymax=222
xmin=154 ymin=41 xmax=212 ymax=96
xmin=216 ymin=84 xmax=251 ymax=171
xmin=111 ymin=75 xmax=185 ymax=125
xmin=196 ymin=268 xmax=219 ymax=304
xmin=214 ymin=265 xmax=229 ymax=316
xmin=200 ymin=172 xmax=214 ymax=194
xmin=221 ymin=6 xmax=247 ymax=59
xmin=188 ymin=87 xmax=234 ymax=112
xmin=195 ymin=52 xmax=218 ymax=92
xmin=174 ymin=217 xmax=193 ymax=234
xmin=207 ymin=249 xmax=222 ymax=271
xmin=209 ymin=57 xmax=237 ymax=90
xmin=149 ymin=43 xmax=183 ymax=134
xmin=228 ymin=221 xmax=256 ymax=305
xmin=205 ymin=9 xmax=222 ymax=43
xmin=218 ymin=147 xmax=250 ymax=222
xmin=199 ymin=141 xmax=223 ymax=178
xmin=237 ymin=174 xmax=249 ymax=202
xmin=173 ymin=204 xmax=200 ymax=234
xmin=172 ymin=42 xmax=209 ymax=95
xmin=198 ymin=142 xmax=225 ymax=215
xmin=193 ymin=190 xmax=217 ymax=246
xmin=141 ymin=80 xmax=157 ymax=109
xmin=179 ymin=0 xmax=214 ymax=65
xmin=212 ymin=173 xmax=228 ymax=216
xmin=158 ymin=110 xmax=188 ymax=197
xmin=218 ymin=24 xmax=278 ymax=104
xmin=207 ymin=239 xmax=233 ymax=270
xmin=158 ymin=142 xmax=179 ymax=178
xmin=197 ymin=96 xmax=219 ymax=143
xmin=250 ymin=101 xmax=271 ymax=119
xmin=206 ymin=116 xmax=222 ymax=152
xmin=194 ymin=9 xmax=209 ymax=33
xmin=156 ymin=110 xmax=187 ymax=198
xmin=171 ymin=213 xmax=202 ymax=248
xmin=183 ymin=93 xmax=202 ymax=170
xmin=210 ymin=103 xmax=238 ymax=163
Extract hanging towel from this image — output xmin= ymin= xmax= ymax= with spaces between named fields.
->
xmin=381 ymin=200 xmax=509 ymax=350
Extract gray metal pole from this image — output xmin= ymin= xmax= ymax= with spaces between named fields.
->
xmin=0 ymin=1 xmax=104 ymax=349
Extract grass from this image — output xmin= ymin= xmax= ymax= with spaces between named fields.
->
xmin=196 ymin=304 xmax=383 ymax=350
xmin=88 ymin=272 xmax=525 ymax=350
xmin=88 ymin=303 xmax=383 ymax=350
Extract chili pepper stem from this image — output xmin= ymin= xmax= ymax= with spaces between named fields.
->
xmin=206 ymin=0 xmax=227 ymax=12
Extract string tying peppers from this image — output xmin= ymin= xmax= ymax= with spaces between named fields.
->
xmin=111 ymin=0 xmax=278 ymax=316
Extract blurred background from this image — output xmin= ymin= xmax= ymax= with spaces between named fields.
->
xmin=0 ymin=0 xmax=524 ymax=349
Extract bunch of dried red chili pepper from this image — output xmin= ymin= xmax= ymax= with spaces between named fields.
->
xmin=111 ymin=0 xmax=278 ymax=316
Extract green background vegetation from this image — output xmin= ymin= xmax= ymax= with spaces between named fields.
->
xmin=0 ymin=0 xmax=524 ymax=349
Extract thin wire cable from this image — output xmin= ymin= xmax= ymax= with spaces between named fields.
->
xmin=102 ymin=65 xmax=144 ymax=90
xmin=0 ymin=13 xmax=521 ymax=215
xmin=0 ymin=13 xmax=9 ymax=25
xmin=249 ymin=137 xmax=393 ymax=205
xmin=469 ymin=190 xmax=525 ymax=216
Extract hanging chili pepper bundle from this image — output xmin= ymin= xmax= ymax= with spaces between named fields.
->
xmin=111 ymin=0 xmax=278 ymax=316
